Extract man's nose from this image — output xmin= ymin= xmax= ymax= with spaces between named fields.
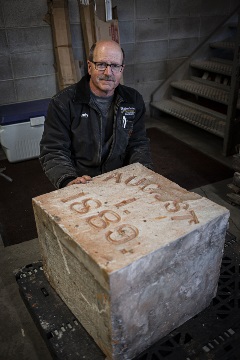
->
xmin=104 ymin=65 xmax=113 ymax=75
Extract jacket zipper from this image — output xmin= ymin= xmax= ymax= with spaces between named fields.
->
xmin=102 ymin=95 xmax=124 ymax=169
xmin=89 ymin=99 xmax=103 ymax=164
xmin=89 ymin=95 xmax=124 ymax=173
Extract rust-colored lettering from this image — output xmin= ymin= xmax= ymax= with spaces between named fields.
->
xmin=189 ymin=210 xmax=199 ymax=224
xmin=114 ymin=198 xmax=137 ymax=208
xmin=165 ymin=200 xmax=189 ymax=212
xmin=106 ymin=224 xmax=139 ymax=244
xmin=154 ymin=194 xmax=163 ymax=202
xmin=70 ymin=198 xmax=101 ymax=214
xmin=141 ymin=183 xmax=161 ymax=193
xmin=87 ymin=210 xmax=121 ymax=229
xmin=125 ymin=176 xmax=146 ymax=186
xmin=103 ymin=172 xmax=122 ymax=183
xmin=171 ymin=210 xmax=199 ymax=224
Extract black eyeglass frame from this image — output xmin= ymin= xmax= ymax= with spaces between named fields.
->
xmin=91 ymin=61 xmax=124 ymax=73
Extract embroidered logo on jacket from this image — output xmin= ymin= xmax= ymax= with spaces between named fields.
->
xmin=81 ymin=113 xmax=88 ymax=118
xmin=120 ymin=107 xmax=135 ymax=129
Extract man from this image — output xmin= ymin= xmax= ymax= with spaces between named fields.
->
xmin=40 ymin=40 xmax=153 ymax=188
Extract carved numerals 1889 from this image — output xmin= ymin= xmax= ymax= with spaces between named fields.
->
xmin=62 ymin=195 xmax=139 ymax=245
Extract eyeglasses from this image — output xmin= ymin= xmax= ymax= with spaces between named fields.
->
xmin=92 ymin=62 xmax=123 ymax=73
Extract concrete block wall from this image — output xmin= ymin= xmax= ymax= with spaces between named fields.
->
xmin=0 ymin=0 xmax=58 ymax=105
xmin=0 ymin=0 xmax=239 ymax=110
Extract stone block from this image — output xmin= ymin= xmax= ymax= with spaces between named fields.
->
xmin=170 ymin=17 xmax=200 ymax=39
xmin=169 ymin=38 xmax=200 ymax=59
xmin=135 ymin=40 xmax=168 ymax=62
xmin=3 ymin=0 xmax=48 ymax=28
xmin=122 ymin=64 xmax=134 ymax=84
xmin=7 ymin=27 xmax=53 ymax=54
xmin=136 ymin=0 xmax=169 ymax=19
xmin=11 ymin=50 xmax=55 ymax=78
xmin=118 ymin=21 xmax=135 ymax=44
xmin=0 ymin=30 xmax=8 ymax=56
xmin=33 ymin=163 xmax=229 ymax=360
xmin=134 ymin=61 xmax=167 ymax=83
xmin=136 ymin=19 xmax=168 ymax=42
xmin=0 ymin=55 xmax=13 ymax=80
xmin=0 ymin=80 xmax=17 ymax=104
xmin=135 ymin=80 xmax=163 ymax=105
xmin=200 ymin=0 xmax=229 ymax=16
xmin=15 ymin=74 xmax=57 ymax=102
xmin=169 ymin=0 xmax=201 ymax=16
xmin=112 ymin=0 xmax=134 ymax=21
xmin=0 ymin=6 xmax=4 ymax=28
xmin=121 ymin=43 xmax=135 ymax=65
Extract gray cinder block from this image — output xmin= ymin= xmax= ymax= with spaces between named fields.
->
xmin=15 ymin=74 xmax=57 ymax=101
xmin=136 ymin=19 xmax=168 ymax=42
xmin=135 ymin=40 xmax=168 ymax=62
xmin=169 ymin=38 xmax=200 ymax=59
xmin=33 ymin=163 xmax=229 ymax=360
xmin=136 ymin=0 xmax=169 ymax=19
xmin=3 ymin=0 xmax=48 ymax=28
xmin=11 ymin=50 xmax=55 ymax=78
xmin=7 ymin=27 xmax=53 ymax=54
xmin=170 ymin=17 xmax=200 ymax=39
xmin=0 ymin=30 xmax=8 ymax=56
xmin=0 ymin=80 xmax=16 ymax=104
xmin=118 ymin=21 xmax=135 ymax=44
xmin=0 ymin=55 xmax=13 ymax=80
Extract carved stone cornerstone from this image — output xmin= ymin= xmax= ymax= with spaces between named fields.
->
xmin=32 ymin=163 xmax=230 ymax=360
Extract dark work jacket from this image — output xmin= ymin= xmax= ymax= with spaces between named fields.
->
xmin=39 ymin=75 xmax=153 ymax=189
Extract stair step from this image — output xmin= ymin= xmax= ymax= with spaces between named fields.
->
xmin=172 ymin=96 xmax=226 ymax=119
xmin=210 ymin=57 xmax=233 ymax=65
xmin=191 ymin=76 xmax=231 ymax=91
xmin=190 ymin=60 xmax=232 ymax=76
xmin=171 ymin=79 xmax=240 ymax=108
xmin=151 ymin=99 xmax=225 ymax=137
xmin=209 ymin=41 xmax=236 ymax=49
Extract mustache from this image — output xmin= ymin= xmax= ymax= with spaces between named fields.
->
xmin=98 ymin=75 xmax=115 ymax=81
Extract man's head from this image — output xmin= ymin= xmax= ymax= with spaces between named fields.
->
xmin=87 ymin=40 xmax=125 ymax=97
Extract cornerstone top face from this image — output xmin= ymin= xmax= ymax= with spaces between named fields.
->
xmin=33 ymin=163 xmax=229 ymax=276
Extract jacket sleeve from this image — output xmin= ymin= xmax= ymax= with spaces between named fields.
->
xmin=124 ymin=93 xmax=154 ymax=170
xmin=39 ymin=95 xmax=78 ymax=189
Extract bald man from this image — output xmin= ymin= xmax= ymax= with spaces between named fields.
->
xmin=40 ymin=40 xmax=153 ymax=189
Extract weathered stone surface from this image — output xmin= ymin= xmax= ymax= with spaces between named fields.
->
xmin=32 ymin=163 xmax=230 ymax=360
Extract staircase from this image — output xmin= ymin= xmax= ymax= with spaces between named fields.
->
xmin=150 ymin=8 xmax=240 ymax=156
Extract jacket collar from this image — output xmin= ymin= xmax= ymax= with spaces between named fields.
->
xmin=73 ymin=74 xmax=91 ymax=103
xmin=73 ymin=74 xmax=132 ymax=104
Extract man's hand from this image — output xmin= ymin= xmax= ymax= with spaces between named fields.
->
xmin=67 ymin=175 xmax=92 ymax=186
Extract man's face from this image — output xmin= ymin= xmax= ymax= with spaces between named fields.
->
xmin=87 ymin=42 xmax=124 ymax=97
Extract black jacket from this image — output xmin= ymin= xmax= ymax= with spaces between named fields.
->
xmin=40 ymin=75 xmax=153 ymax=188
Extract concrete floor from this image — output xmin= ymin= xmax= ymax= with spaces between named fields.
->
xmin=0 ymin=115 xmax=239 ymax=360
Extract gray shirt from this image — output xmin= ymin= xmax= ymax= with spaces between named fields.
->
xmin=90 ymin=92 xmax=114 ymax=162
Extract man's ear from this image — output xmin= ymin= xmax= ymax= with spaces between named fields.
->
xmin=87 ymin=61 xmax=91 ymax=75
